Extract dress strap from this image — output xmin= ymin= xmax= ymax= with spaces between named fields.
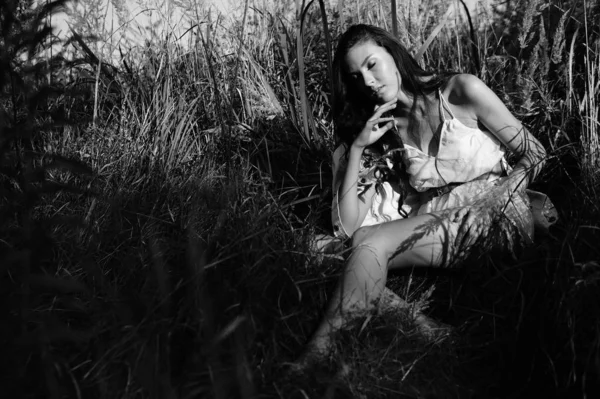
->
xmin=438 ymin=89 xmax=456 ymax=120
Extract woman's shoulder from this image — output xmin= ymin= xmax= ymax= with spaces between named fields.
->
xmin=333 ymin=143 xmax=348 ymax=161
xmin=445 ymin=73 xmax=490 ymax=103
xmin=333 ymin=142 xmax=348 ymax=155
xmin=332 ymin=143 xmax=349 ymax=171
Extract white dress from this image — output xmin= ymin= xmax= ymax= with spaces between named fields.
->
xmin=330 ymin=90 xmax=534 ymax=250
xmin=330 ymin=144 xmax=419 ymax=239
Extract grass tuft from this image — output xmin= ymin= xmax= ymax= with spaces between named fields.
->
xmin=1 ymin=0 xmax=599 ymax=398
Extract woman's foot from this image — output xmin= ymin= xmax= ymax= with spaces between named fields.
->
xmin=378 ymin=287 xmax=452 ymax=342
xmin=378 ymin=287 xmax=414 ymax=312
xmin=284 ymin=344 xmax=329 ymax=376
xmin=413 ymin=312 xmax=452 ymax=342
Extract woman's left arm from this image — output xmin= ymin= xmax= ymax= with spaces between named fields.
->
xmin=455 ymin=74 xmax=547 ymax=192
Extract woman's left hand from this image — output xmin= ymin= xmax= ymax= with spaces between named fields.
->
xmin=450 ymin=204 xmax=493 ymax=251
xmin=449 ymin=176 xmax=527 ymax=251
xmin=500 ymin=172 xmax=529 ymax=196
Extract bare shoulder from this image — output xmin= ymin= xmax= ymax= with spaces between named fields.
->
xmin=333 ymin=143 xmax=348 ymax=160
xmin=332 ymin=143 xmax=349 ymax=169
xmin=445 ymin=73 xmax=491 ymax=103
xmin=445 ymin=74 xmax=526 ymax=138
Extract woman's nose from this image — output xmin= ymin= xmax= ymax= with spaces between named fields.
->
xmin=362 ymin=72 xmax=375 ymax=88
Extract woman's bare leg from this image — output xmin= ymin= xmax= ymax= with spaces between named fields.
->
xmin=304 ymin=212 xmax=460 ymax=357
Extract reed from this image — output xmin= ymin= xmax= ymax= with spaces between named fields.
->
xmin=2 ymin=0 xmax=599 ymax=397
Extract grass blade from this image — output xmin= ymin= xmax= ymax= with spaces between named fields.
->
xmin=297 ymin=0 xmax=317 ymax=146
xmin=391 ymin=0 xmax=398 ymax=37
xmin=317 ymin=0 xmax=334 ymax=112
xmin=414 ymin=5 xmax=453 ymax=63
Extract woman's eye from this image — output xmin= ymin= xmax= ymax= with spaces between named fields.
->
xmin=368 ymin=62 xmax=376 ymax=69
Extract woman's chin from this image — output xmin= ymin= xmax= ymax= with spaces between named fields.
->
xmin=375 ymin=94 xmax=395 ymax=104
xmin=367 ymin=88 xmax=396 ymax=104
xmin=381 ymin=88 xmax=399 ymax=103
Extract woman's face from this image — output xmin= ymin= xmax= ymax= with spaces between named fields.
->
xmin=344 ymin=40 xmax=400 ymax=104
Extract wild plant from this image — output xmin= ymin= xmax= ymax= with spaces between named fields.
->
xmin=2 ymin=0 xmax=600 ymax=397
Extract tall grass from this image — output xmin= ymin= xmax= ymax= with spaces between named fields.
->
xmin=2 ymin=0 xmax=600 ymax=397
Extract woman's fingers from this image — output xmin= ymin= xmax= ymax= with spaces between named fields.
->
xmin=378 ymin=116 xmax=395 ymax=122
xmin=463 ymin=222 xmax=479 ymax=248
xmin=370 ymin=117 xmax=395 ymax=132
xmin=368 ymin=109 xmax=394 ymax=122
xmin=368 ymin=116 xmax=395 ymax=126
xmin=371 ymin=100 xmax=397 ymax=119
xmin=451 ymin=207 xmax=469 ymax=223
xmin=355 ymin=99 xmax=399 ymax=148
xmin=455 ymin=206 xmax=492 ymax=250
xmin=454 ymin=207 xmax=480 ymax=248
xmin=380 ymin=120 xmax=395 ymax=133
xmin=370 ymin=121 xmax=396 ymax=141
xmin=455 ymin=220 xmax=467 ymax=248
xmin=456 ymin=222 xmax=475 ymax=249
xmin=373 ymin=99 xmax=397 ymax=112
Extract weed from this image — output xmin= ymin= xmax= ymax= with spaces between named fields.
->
xmin=2 ymin=0 xmax=599 ymax=398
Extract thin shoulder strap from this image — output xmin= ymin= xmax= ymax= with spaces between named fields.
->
xmin=438 ymin=89 xmax=456 ymax=120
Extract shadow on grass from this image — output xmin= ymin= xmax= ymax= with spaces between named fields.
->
xmin=3 ymin=106 xmax=599 ymax=398
xmin=2 ymin=79 xmax=599 ymax=399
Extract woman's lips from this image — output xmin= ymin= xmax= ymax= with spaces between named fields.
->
xmin=372 ymin=86 xmax=384 ymax=96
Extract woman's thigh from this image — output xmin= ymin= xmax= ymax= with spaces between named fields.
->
xmin=353 ymin=211 xmax=463 ymax=270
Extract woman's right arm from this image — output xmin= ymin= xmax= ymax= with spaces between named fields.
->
xmin=332 ymin=144 xmax=376 ymax=237
xmin=333 ymin=99 xmax=399 ymax=237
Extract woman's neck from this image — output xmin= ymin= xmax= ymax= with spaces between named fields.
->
xmin=393 ymin=91 xmax=434 ymax=118
xmin=394 ymin=73 xmax=437 ymax=112
xmin=395 ymin=93 xmax=413 ymax=113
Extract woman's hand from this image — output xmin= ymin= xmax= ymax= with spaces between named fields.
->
xmin=450 ymin=204 xmax=493 ymax=250
xmin=352 ymin=99 xmax=397 ymax=149
xmin=500 ymin=172 xmax=529 ymax=196
xmin=449 ymin=177 xmax=524 ymax=251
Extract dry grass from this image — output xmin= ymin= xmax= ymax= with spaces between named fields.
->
xmin=1 ymin=0 xmax=600 ymax=398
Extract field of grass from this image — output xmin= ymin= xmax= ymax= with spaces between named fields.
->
xmin=1 ymin=0 xmax=600 ymax=398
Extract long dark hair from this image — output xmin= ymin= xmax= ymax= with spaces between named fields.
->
xmin=332 ymin=24 xmax=454 ymax=148
xmin=332 ymin=24 xmax=455 ymax=216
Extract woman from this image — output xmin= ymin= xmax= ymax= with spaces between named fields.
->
xmin=303 ymin=24 xmax=547 ymax=362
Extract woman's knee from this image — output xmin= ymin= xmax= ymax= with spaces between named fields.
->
xmin=351 ymin=225 xmax=391 ymax=253
xmin=351 ymin=225 xmax=376 ymax=248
